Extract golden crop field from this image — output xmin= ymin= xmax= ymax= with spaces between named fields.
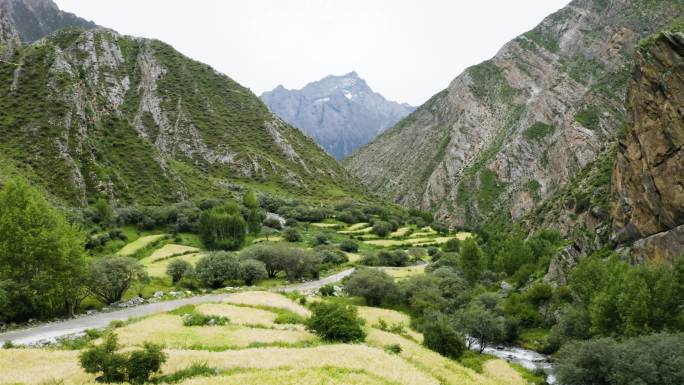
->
xmin=176 ymin=367 xmax=392 ymax=385
xmin=195 ymin=303 xmax=303 ymax=330
xmin=223 ymin=291 xmax=311 ymax=317
xmin=141 ymin=252 xmax=203 ymax=278
xmin=114 ymin=314 xmax=315 ymax=349
xmin=142 ymin=244 xmax=200 ymax=262
xmin=357 ymin=306 xmax=423 ymax=342
xmin=346 ymin=222 xmax=370 ymax=230
xmin=116 ymin=234 xmax=167 ymax=256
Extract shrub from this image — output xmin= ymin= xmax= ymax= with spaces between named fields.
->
xmin=283 ymin=228 xmax=302 ymax=242
xmin=319 ymin=284 xmax=336 ymax=296
xmin=195 ymin=252 xmax=242 ymax=288
xmin=239 ymin=258 xmax=267 ymax=285
xmin=344 ymin=268 xmax=401 ymax=306
xmin=315 ymin=246 xmax=349 ymax=266
xmin=338 ymin=240 xmax=358 ymax=252
xmin=181 ymin=312 xmax=229 ymax=326
xmin=306 ymin=302 xmax=366 ymax=342
xmin=79 ymin=333 xmax=167 ymax=384
xmin=263 ymin=217 xmax=283 ymax=230
xmin=372 ymin=221 xmax=392 ymax=237
xmin=240 ymin=243 xmax=320 ymax=280
xmin=441 ymin=238 xmax=460 ymax=252
xmin=427 ymin=246 xmax=439 ymax=256
xmin=363 ymin=250 xmax=410 ymax=267
xmin=384 ymin=343 xmax=403 ymax=354
xmin=166 ymin=259 xmax=193 ymax=284
xmin=274 ymin=311 xmax=306 ymax=324
xmin=422 ymin=312 xmax=465 ymax=359
xmin=312 ymin=233 xmax=330 ymax=246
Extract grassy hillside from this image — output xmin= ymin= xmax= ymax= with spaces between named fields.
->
xmin=0 ymin=27 xmax=368 ymax=206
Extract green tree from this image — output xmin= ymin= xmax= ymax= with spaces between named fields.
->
xmin=94 ymin=198 xmax=113 ymax=225
xmin=0 ymin=178 xmax=88 ymax=321
xmin=198 ymin=203 xmax=246 ymax=250
xmin=459 ymin=238 xmax=483 ymax=284
xmin=166 ymin=259 xmax=193 ymax=284
xmin=240 ymin=258 xmax=267 ymax=285
xmin=87 ymin=257 xmax=148 ymax=304
xmin=344 ymin=268 xmax=401 ymax=306
xmin=305 ymin=302 xmax=366 ymax=342
xmin=372 ymin=221 xmax=392 ymax=237
xmin=283 ymin=228 xmax=301 ymax=242
xmin=456 ymin=304 xmax=505 ymax=352
xmin=422 ymin=311 xmax=465 ymax=359
xmin=243 ymin=190 xmax=264 ymax=235
xmin=195 ymin=252 xmax=242 ymax=288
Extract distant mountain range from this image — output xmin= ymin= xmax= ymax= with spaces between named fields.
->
xmin=260 ymin=72 xmax=414 ymax=160
xmin=0 ymin=0 xmax=97 ymax=43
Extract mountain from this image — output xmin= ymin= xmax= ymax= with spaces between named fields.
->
xmin=610 ymin=21 xmax=684 ymax=263
xmin=344 ymin=0 xmax=684 ymax=237
xmin=260 ymin=72 xmax=414 ymax=160
xmin=0 ymin=0 xmax=97 ymax=43
xmin=0 ymin=5 xmax=366 ymax=206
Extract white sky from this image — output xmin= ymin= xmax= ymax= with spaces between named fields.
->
xmin=55 ymin=0 xmax=569 ymax=106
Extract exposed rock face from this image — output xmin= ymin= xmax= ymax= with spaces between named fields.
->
xmin=0 ymin=0 xmax=97 ymax=43
xmin=0 ymin=26 xmax=363 ymax=206
xmin=0 ymin=7 xmax=19 ymax=59
xmin=261 ymin=72 xmax=414 ymax=160
xmin=345 ymin=0 xmax=684 ymax=233
xmin=611 ymin=27 xmax=684 ymax=263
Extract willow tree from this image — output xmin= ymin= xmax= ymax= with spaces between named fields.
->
xmin=199 ymin=202 xmax=247 ymax=250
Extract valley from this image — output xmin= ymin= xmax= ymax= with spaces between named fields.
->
xmin=1 ymin=1 xmax=684 ymax=385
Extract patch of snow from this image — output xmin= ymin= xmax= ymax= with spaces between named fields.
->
xmin=314 ymin=97 xmax=330 ymax=104
xmin=344 ymin=91 xmax=353 ymax=100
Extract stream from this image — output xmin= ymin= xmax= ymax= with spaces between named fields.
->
xmin=471 ymin=342 xmax=556 ymax=384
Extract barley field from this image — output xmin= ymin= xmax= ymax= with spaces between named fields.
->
xmin=223 ymin=291 xmax=311 ymax=317
xmin=116 ymin=234 xmax=167 ymax=256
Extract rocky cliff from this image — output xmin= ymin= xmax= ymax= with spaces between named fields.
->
xmin=0 ymin=25 xmax=365 ymax=206
xmin=261 ymin=72 xmax=414 ymax=160
xmin=0 ymin=0 xmax=97 ymax=43
xmin=345 ymin=0 xmax=684 ymax=236
xmin=0 ymin=7 xmax=19 ymax=59
xmin=611 ymin=22 xmax=684 ymax=263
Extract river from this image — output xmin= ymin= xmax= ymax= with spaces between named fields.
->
xmin=471 ymin=342 xmax=556 ymax=384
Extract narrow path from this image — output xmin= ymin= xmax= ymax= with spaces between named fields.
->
xmin=0 ymin=268 xmax=355 ymax=345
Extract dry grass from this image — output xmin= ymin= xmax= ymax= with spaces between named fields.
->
xmin=365 ymin=329 xmax=522 ymax=385
xmin=195 ymin=303 xmax=303 ymax=331
xmin=358 ymin=306 xmax=423 ymax=343
xmin=177 ymin=367 xmax=392 ymax=385
xmin=347 ymin=222 xmax=370 ymax=230
xmin=382 ymin=266 xmax=425 ymax=279
xmin=0 ymin=349 xmax=91 ymax=385
xmin=142 ymin=244 xmax=200 ymax=262
xmin=141 ymin=250 xmax=204 ymax=278
xmin=345 ymin=252 xmax=363 ymax=263
xmin=482 ymin=360 xmax=526 ymax=385
xmin=223 ymin=291 xmax=310 ymax=317
xmin=116 ymin=234 xmax=166 ymax=256
xmin=311 ymin=222 xmax=341 ymax=228
xmin=114 ymin=314 xmax=314 ymax=349
xmin=252 ymin=236 xmax=283 ymax=244
xmin=339 ymin=227 xmax=373 ymax=235
xmin=363 ymin=239 xmax=404 ymax=247
xmin=390 ymin=227 xmax=411 ymax=238
xmin=164 ymin=345 xmax=440 ymax=385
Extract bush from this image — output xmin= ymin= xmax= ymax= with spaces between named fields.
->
xmin=195 ymin=252 xmax=242 ymax=288
xmin=283 ymin=228 xmax=302 ymax=242
xmin=427 ymin=246 xmax=439 ymax=256
xmin=422 ymin=312 xmax=465 ymax=359
xmin=362 ymin=250 xmax=409 ymax=267
xmin=344 ymin=268 xmax=401 ymax=306
xmin=312 ymin=233 xmax=330 ymax=246
xmin=306 ymin=302 xmax=366 ymax=342
xmin=384 ymin=343 xmax=402 ymax=354
xmin=315 ymin=246 xmax=349 ymax=266
xmin=166 ymin=259 xmax=193 ymax=284
xmin=240 ymin=243 xmax=320 ymax=280
xmin=79 ymin=333 xmax=167 ymax=384
xmin=319 ymin=284 xmax=336 ymax=296
xmin=181 ymin=312 xmax=229 ymax=326
xmin=263 ymin=217 xmax=283 ymax=230
xmin=239 ymin=258 xmax=267 ymax=285
xmin=338 ymin=240 xmax=358 ymax=252
xmin=372 ymin=221 xmax=392 ymax=237
xmin=441 ymin=238 xmax=460 ymax=252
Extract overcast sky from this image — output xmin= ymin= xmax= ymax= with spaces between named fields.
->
xmin=55 ymin=0 xmax=569 ymax=106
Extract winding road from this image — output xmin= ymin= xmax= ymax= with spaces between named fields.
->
xmin=0 ymin=268 xmax=355 ymax=346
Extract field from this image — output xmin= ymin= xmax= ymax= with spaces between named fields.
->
xmin=2 ymin=291 xmax=525 ymax=385
xmin=116 ymin=234 xmax=167 ymax=256
xmin=139 ymin=244 xmax=203 ymax=277
xmin=381 ymin=265 xmax=425 ymax=279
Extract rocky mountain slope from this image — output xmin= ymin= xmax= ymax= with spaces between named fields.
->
xmin=345 ymin=0 xmax=684 ymax=234
xmin=611 ymin=22 xmax=684 ymax=264
xmin=0 ymin=9 xmax=365 ymax=206
xmin=261 ymin=72 xmax=414 ymax=160
xmin=0 ymin=0 xmax=97 ymax=43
